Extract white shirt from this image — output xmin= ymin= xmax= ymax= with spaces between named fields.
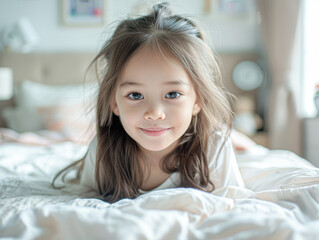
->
xmin=80 ymin=134 xmax=245 ymax=194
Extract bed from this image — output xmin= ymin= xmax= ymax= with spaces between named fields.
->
xmin=1 ymin=132 xmax=319 ymax=239
xmin=1 ymin=53 xmax=319 ymax=239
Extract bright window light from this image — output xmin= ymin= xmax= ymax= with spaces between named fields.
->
xmin=303 ymin=0 xmax=319 ymax=117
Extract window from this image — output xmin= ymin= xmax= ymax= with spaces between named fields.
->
xmin=302 ymin=0 xmax=319 ymax=117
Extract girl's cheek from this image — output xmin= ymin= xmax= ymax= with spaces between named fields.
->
xmin=123 ymin=104 xmax=143 ymax=117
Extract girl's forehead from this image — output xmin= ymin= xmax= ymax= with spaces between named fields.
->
xmin=118 ymin=44 xmax=175 ymax=68
xmin=118 ymin=47 xmax=192 ymax=85
xmin=130 ymin=44 xmax=176 ymax=63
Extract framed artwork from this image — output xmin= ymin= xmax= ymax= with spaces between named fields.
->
xmin=202 ymin=0 xmax=255 ymax=23
xmin=204 ymin=0 xmax=248 ymax=14
xmin=61 ymin=0 xmax=106 ymax=27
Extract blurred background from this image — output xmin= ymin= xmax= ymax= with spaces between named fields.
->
xmin=0 ymin=0 xmax=318 ymax=164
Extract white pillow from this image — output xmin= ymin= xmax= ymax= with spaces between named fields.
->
xmin=37 ymin=104 xmax=95 ymax=144
xmin=2 ymin=107 xmax=45 ymax=132
xmin=15 ymin=80 xmax=97 ymax=108
xmin=3 ymin=80 xmax=97 ymax=133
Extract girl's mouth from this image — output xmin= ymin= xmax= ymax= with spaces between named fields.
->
xmin=140 ymin=128 xmax=171 ymax=136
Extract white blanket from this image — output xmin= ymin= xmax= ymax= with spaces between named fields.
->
xmin=1 ymin=142 xmax=319 ymax=239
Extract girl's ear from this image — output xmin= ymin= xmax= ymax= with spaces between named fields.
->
xmin=192 ymin=102 xmax=201 ymax=116
xmin=111 ymin=99 xmax=120 ymax=116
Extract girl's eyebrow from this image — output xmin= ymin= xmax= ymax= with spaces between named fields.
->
xmin=119 ymin=80 xmax=189 ymax=88
xmin=165 ymin=80 xmax=190 ymax=86
xmin=119 ymin=81 xmax=142 ymax=88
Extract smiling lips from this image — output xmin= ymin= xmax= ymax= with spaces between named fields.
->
xmin=140 ymin=128 xmax=171 ymax=136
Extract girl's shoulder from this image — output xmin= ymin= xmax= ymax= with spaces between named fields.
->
xmin=80 ymin=136 xmax=98 ymax=191
xmin=85 ymin=136 xmax=98 ymax=164
xmin=209 ymin=130 xmax=230 ymax=147
xmin=207 ymin=130 xmax=232 ymax=160
xmin=89 ymin=136 xmax=98 ymax=149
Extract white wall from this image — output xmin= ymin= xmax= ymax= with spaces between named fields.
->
xmin=0 ymin=0 xmax=260 ymax=53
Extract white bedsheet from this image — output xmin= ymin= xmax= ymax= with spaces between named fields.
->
xmin=1 ymin=142 xmax=319 ymax=239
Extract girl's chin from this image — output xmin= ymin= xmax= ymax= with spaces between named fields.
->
xmin=137 ymin=141 xmax=178 ymax=153
xmin=139 ymin=144 xmax=172 ymax=152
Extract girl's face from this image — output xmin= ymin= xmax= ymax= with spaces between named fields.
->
xmin=112 ymin=46 xmax=200 ymax=153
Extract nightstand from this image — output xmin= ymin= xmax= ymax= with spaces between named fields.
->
xmin=303 ymin=117 xmax=319 ymax=167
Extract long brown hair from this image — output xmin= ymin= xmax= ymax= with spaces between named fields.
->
xmin=53 ymin=2 xmax=233 ymax=203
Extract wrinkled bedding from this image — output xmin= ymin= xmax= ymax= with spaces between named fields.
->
xmin=1 ymin=139 xmax=319 ymax=239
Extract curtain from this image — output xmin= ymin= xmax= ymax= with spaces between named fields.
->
xmin=258 ymin=0 xmax=303 ymax=155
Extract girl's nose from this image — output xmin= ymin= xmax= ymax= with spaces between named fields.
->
xmin=144 ymin=103 xmax=166 ymax=120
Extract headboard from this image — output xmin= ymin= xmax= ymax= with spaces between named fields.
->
xmin=0 ymin=52 xmax=259 ymax=127
xmin=0 ymin=52 xmax=97 ymax=127
xmin=0 ymin=52 xmax=96 ymax=85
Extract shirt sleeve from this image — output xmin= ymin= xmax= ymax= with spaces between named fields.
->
xmin=208 ymin=135 xmax=245 ymax=189
xmin=80 ymin=136 xmax=98 ymax=192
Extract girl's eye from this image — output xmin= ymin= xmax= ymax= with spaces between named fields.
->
xmin=165 ymin=92 xmax=181 ymax=99
xmin=128 ymin=92 xmax=144 ymax=100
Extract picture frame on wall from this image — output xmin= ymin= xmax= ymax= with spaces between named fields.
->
xmin=202 ymin=0 xmax=256 ymax=24
xmin=61 ymin=0 xmax=106 ymax=27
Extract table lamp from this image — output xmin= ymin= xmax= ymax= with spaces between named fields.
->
xmin=1 ymin=18 xmax=39 ymax=53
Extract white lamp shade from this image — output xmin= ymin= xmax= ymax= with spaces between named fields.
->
xmin=1 ymin=18 xmax=39 ymax=53
xmin=17 ymin=18 xmax=39 ymax=52
xmin=0 ymin=67 xmax=13 ymax=100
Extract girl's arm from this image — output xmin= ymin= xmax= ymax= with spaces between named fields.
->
xmin=208 ymin=135 xmax=245 ymax=189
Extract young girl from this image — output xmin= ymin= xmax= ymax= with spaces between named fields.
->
xmin=53 ymin=2 xmax=244 ymax=203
